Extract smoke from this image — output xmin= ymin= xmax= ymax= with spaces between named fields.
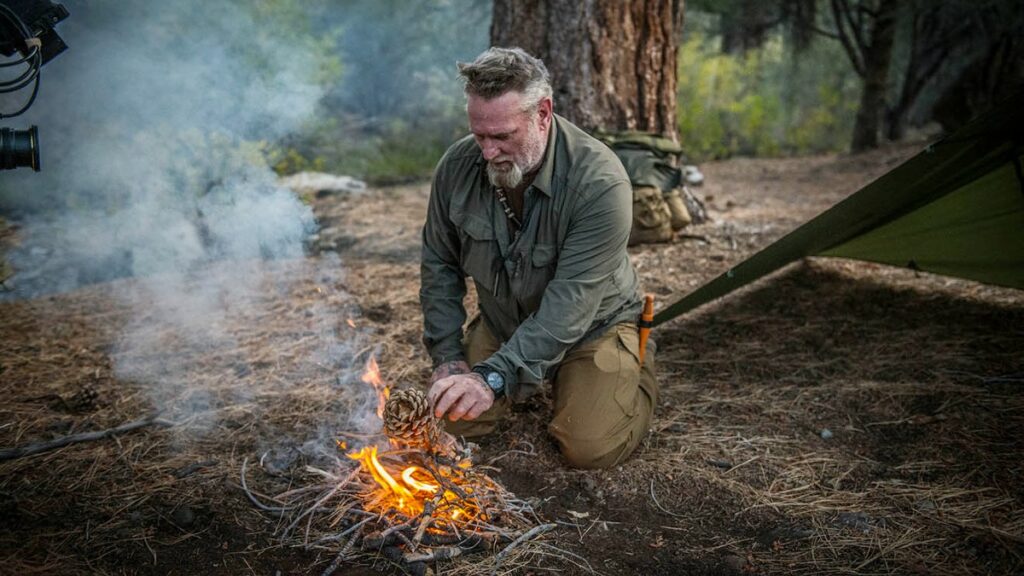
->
xmin=3 ymin=0 xmax=330 ymax=291
xmin=0 ymin=1 xmax=382 ymax=447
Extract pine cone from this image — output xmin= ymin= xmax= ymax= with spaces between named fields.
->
xmin=383 ymin=388 xmax=441 ymax=451
xmin=66 ymin=384 xmax=100 ymax=413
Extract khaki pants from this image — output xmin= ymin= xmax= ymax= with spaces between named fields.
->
xmin=446 ymin=319 xmax=658 ymax=469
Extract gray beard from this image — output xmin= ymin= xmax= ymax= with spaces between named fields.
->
xmin=486 ymin=161 xmax=524 ymax=189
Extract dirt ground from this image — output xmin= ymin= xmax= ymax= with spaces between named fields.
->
xmin=2 ymin=142 xmax=1022 ymax=575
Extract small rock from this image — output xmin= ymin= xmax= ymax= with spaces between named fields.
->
xmin=834 ymin=511 xmax=880 ymax=533
xmin=171 ymin=505 xmax=195 ymax=528
xmin=279 ymin=172 xmax=366 ymax=196
xmin=758 ymin=525 xmax=815 ymax=545
xmin=914 ymin=499 xmax=937 ymax=513
xmin=683 ymin=165 xmax=705 ymax=186
xmin=820 ymin=428 xmax=833 ymax=440
xmin=722 ymin=553 xmax=747 ymax=572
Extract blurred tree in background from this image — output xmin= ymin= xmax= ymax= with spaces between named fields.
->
xmin=679 ymin=0 xmax=1022 ymax=157
xmin=273 ymin=0 xmax=490 ymax=183
xmin=492 ymin=0 xmax=684 ymax=141
xmin=231 ymin=0 xmax=1024 ymax=177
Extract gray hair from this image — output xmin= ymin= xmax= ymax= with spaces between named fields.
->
xmin=457 ymin=47 xmax=553 ymax=111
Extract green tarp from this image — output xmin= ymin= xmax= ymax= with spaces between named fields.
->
xmin=654 ymin=92 xmax=1024 ymax=327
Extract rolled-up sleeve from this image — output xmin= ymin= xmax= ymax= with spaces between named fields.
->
xmin=476 ymin=179 xmax=633 ymax=399
xmin=420 ymin=167 xmax=467 ymax=368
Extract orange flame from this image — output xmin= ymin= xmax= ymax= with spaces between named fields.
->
xmin=361 ymin=356 xmax=390 ymax=419
xmin=348 ymin=446 xmax=414 ymax=503
xmin=401 ymin=467 xmax=439 ymax=494
xmin=349 ymin=354 xmax=477 ymax=524
xmin=345 ymin=444 xmax=477 ymax=522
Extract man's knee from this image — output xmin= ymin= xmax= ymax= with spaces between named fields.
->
xmin=551 ymin=430 xmax=638 ymax=469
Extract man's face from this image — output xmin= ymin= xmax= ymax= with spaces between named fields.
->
xmin=467 ymin=91 xmax=552 ymax=190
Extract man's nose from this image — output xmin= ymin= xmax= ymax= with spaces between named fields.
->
xmin=481 ymin=141 xmax=501 ymax=161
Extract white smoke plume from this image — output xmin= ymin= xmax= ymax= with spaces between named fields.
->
xmin=0 ymin=0 xmax=382 ymax=448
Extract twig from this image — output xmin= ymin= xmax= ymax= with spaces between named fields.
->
xmin=404 ymin=546 xmax=462 ymax=563
xmin=320 ymin=524 xmax=364 ymax=576
xmin=410 ymin=500 xmax=437 ymax=550
xmin=492 ymin=523 xmax=556 ymax=572
xmin=411 ymin=515 xmax=434 ymax=550
xmin=649 ymin=479 xmax=685 ymax=519
xmin=240 ymin=457 xmax=293 ymax=514
xmin=0 ymin=414 xmax=174 ymax=461
xmin=310 ymin=516 xmax=373 ymax=546
xmin=279 ymin=467 xmax=358 ymax=539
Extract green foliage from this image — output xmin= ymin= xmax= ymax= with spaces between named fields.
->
xmin=243 ymin=0 xmax=343 ymax=86
xmin=270 ymin=110 xmax=466 ymax=185
xmin=272 ymin=0 xmax=490 ymax=184
xmin=677 ymin=25 xmax=860 ymax=160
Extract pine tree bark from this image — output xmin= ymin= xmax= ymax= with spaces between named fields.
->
xmin=491 ymin=0 xmax=683 ymax=141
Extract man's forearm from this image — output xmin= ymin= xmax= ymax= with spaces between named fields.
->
xmin=431 ymin=360 xmax=469 ymax=383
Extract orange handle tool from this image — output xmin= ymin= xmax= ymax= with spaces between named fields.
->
xmin=638 ymin=294 xmax=654 ymax=366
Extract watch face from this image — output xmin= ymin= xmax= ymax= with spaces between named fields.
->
xmin=486 ymin=371 xmax=504 ymax=391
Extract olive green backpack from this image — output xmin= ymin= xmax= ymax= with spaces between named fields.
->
xmin=595 ymin=130 xmax=706 ymax=246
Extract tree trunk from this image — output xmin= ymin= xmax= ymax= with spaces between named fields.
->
xmin=491 ymin=0 xmax=683 ymax=141
xmin=720 ymin=0 xmax=774 ymax=54
xmin=850 ymin=1 xmax=896 ymax=152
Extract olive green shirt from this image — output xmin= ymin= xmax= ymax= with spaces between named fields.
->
xmin=420 ymin=114 xmax=642 ymax=401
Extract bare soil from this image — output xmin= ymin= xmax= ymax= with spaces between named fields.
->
xmin=2 ymin=142 xmax=1022 ymax=575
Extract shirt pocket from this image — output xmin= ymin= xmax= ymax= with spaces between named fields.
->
xmin=451 ymin=209 xmax=497 ymax=292
xmin=531 ymin=243 xmax=557 ymax=267
xmin=520 ymin=242 xmax=557 ymax=311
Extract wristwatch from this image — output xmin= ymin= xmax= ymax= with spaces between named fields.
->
xmin=472 ymin=366 xmax=506 ymax=399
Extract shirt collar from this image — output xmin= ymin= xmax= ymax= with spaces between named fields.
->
xmin=530 ymin=116 xmax=558 ymax=197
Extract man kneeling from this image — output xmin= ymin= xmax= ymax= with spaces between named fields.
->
xmin=420 ymin=47 xmax=658 ymax=469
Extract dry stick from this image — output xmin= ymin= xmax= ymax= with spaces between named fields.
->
xmin=320 ymin=524 xmax=365 ymax=576
xmin=411 ymin=515 xmax=434 ymax=551
xmin=492 ymin=523 xmax=557 ymax=571
xmin=311 ymin=516 xmax=373 ymax=546
xmin=240 ymin=457 xmax=294 ymax=514
xmin=404 ymin=546 xmax=462 ymax=563
xmin=0 ymin=414 xmax=174 ymax=461
xmin=304 ymin=473 xmax=359 ymax=544
xmin=649 ymin=479 xmax=686 ymax=519
xmin=282 ymin=477 xmax=351 ymax=540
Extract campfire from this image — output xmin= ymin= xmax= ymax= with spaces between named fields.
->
xmin=243 ymin=355 xmax=553 ymax=575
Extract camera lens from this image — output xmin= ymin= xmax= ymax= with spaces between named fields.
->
xmin=0 ymin=125 xmax=40 ymax=171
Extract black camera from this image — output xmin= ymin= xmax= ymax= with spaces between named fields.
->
xmin=0 ymin=0 xmax=69 ymax=171
xmin=1 ymin=124 xmax=38 ymax=170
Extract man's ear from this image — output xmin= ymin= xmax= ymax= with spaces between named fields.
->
xmin=536 ymin=97 xmax=553 ymax=126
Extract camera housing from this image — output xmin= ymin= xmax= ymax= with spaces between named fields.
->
xmin=0 ymin=0 xmax=68 ymax=64
xmin=0 ymin=0 xmax=69 ymax=171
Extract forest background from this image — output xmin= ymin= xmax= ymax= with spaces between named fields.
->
xmin=2 ymin=0 xmax=1020 ymax=215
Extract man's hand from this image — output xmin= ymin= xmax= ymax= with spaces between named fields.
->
xmin=431 ymin=360 xmax=470 ymax=384
xmin=428 ymin=372 xmax=494 ymax=421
